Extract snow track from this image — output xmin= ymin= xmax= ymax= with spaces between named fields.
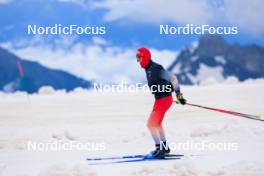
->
xmin=0 ymin=82 xmax=263 ymax=176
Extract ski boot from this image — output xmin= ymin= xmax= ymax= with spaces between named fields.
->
xmin=150 ymin=144 xmax=160 ymax=155
xmin=151 ymin=149 xmax=165 ymax=159
xmin=145 ymin=144 xmax=165 ymax=159
xmin=161 ymin=141 xmax=171 ymax=154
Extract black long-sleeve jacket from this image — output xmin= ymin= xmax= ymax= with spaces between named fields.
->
xmin=145 ymin=60 xmax=180 ymax=99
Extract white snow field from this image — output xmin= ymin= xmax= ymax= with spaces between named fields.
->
xmin=0 ymin=80 xmax=264 ymax=176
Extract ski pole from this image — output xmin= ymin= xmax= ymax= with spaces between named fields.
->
xmin=174 ymin=101 xmax=263 ymax=122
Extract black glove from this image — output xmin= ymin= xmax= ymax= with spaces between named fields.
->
xmin=176 ymin=92 xmax=186 ymax=105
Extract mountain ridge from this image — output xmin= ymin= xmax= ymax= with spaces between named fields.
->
xmin=168 ymin=35 xmax=264 ymax=84
xmin=0 ymin=47 xmax=91 ymax=93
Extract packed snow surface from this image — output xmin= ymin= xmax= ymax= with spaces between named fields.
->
xmin=0 ymin=81 xmax=264 ymax=176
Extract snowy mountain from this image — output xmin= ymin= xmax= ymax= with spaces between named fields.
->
xmin=0 ymin=47 xmax=91 ymax=93
xmin=168 ymin=35 xmax=264 ymax=84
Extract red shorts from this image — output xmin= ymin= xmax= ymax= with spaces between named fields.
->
xmin=147 ymin=96 xmax=173 ymax=128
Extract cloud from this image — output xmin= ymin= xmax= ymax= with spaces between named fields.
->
xmin=0 ymin=0 xmax=12 ymax=4
xmin=56 ymin=0 xmax=85 ymax=5
xmin=92 ymin=37 xmax=109 ymax=46
xmin=1 ymin=37 xmax=178 ymax=84
xmin=93 ymin=0 xmax=212 ymax=25
xmin=93 ymin=0 xmax=264 ymax=35
xmin=222 ymin=0 xmax=264 ymax=35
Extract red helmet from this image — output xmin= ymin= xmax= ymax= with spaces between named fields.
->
xmin=136 ymin=47 xmax=151 ymax=68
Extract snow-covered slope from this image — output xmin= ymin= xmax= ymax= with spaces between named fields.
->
xmin=0 ymin=81 xmax=263 ymax=176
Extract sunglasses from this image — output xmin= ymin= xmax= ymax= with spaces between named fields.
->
xmin=136 ymin=53 xmax=143 ymax=59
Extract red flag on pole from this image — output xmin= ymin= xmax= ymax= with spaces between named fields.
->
xmin=16 ymin=61 xmax=24 ymax=78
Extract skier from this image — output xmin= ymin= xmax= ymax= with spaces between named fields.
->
xmin=136 ymin=47 xmax=186 ymax=159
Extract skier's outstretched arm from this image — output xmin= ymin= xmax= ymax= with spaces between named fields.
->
xmin=161 ymin=70 xmax=186 ymax=105
xmin=170 ymin=73 xmax=186 ymax=105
